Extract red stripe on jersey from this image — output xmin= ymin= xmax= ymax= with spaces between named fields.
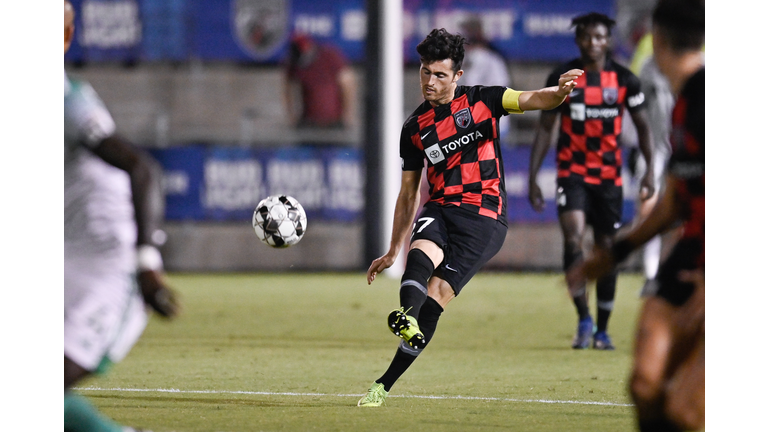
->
xmin=601 ymin=70 xmax=618 ymax=87
xmin=601 ymin=135 xmax=618 ymax=152
xmin=572 ymin=163 xmax=588 ymax=176
xmin=460 ymin=161 xmax=481 ymax=184
xmin=561 ymin=115 xmax=572 ymax=136
xmin=428 ymin=167 xmax=444 ymax=193
xmin=613 ymin=116 xmax=622 ymax=136
xmin=586 ymin=151 xmax=602 ymax=169
xmin=477 ymin=140 xmax=496 ymax=161
xmin=444 ymin=184 xmax=463 ymax=196
xmin=462 ymin=192 xmax=482 ymax=207
xmin=569 ymin=133 xmax=587 ymax=152
xmin=585 ymin=86 xmax=602 ymax=105
xmin=451 ymin=94 xmax=470 ymax=112
xmin=435 ymin=116 xmax=457 ymax=141
xmin=585 ymin=119 xmax=603 ymax=137
xmin=481 ymin=178 xmax=500 ymax=195
xmin=417 ymin=110 xmax=436 ymax=131
xmin=478 ymin=207 xmax=498 ymax=219
xmin=445 ymin=151 xmax=461 ymax=170
xmin=469 ymin=100 xmax=493 ymax=124
xmin=601 ymin=165 xmax=619 ymax=181
xmin=411 ymin=132 xmax=425 ymax=151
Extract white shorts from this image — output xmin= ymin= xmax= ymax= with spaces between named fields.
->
xmin=64 ymin=257 xmax=147 ymax=372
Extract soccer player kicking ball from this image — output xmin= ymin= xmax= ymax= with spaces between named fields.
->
xmin=358 ymin=28 xmax=581 ymax=407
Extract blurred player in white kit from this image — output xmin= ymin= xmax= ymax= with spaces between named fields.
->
xmin=64 ymin=1 xmax=179 ymax=431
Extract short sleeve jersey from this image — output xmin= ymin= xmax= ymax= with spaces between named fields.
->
xmin=400 ymin=85 xmax=512 ymax=223
xmin=546 ymin=58 xmax=646 ymax=186
xmin=667 ymin=68 xmax=705 ymax=268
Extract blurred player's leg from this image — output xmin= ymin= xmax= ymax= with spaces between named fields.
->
xmin=630 ymin=297 xmax=680 ymax=432
xmin=559 ymin=210 xmax=592 ymax=349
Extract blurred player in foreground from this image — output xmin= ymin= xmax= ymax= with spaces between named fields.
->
xmin=358 ymin=28 xmax=581 ymax=407
xmin=567 ymin=0 xmax=704 ymax=430
xmin=64 ymin=2 xmax=180 ymax=431
xmin=528 ymin=12 xmax=655 ymax=350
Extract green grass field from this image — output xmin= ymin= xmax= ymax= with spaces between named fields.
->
xmin=76 ymin=272 xmax=648 ymax=432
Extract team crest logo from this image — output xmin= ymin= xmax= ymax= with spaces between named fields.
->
xmin=602 ymin=87 xmax=619 ymax=105
xmin=453 ymin=108 xmax=472 ymax=129
xmin=233 ymin=0 xmax=289 ymax=60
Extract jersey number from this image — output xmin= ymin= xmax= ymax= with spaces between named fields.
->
xmin=411 ymin=217 xmax=435 ymax=238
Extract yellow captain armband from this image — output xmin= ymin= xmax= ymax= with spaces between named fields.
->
xmin=502 ymin=88 xmax=524 ymax=114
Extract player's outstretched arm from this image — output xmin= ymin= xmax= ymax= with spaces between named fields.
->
xmin=367 ymin=170 xmax=422 ymax=285
xmin=93 ymin=135 xmax=180 ymax=319
xmin=518 ymin=69 xmax=583 ymax=111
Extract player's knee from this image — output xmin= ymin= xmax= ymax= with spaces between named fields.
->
xmin=629 ymin=369 xmax=664 ymax=407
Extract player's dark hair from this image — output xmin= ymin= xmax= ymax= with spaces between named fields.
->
xmin=571 ymin=12 xmax=616 ymax=37
xmin=652 ymin=0 xmax=705 ymax=53
xmin=416 ymin=28 xmax=466 ymax=73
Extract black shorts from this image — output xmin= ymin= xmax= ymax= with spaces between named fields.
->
xmin=411 ymin=202 xmax=507 ymax=296
xmin=655 ymin=240 xmax=702 ymax=307
xmin=556 ymin=177 xmax=623 ymax=235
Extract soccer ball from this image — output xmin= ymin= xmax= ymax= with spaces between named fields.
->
xmin=252 ymin=195 xmax=307 ymax=248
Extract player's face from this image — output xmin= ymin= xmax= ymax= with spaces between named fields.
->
xmin=576 ymin=24 xmax=610 ymax=63
xmin=420 ymin=59 xmax=462 ymax=106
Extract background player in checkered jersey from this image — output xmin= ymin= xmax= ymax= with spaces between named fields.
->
xmin=567 ymin=1 xmax=704 ymax=429
xmin=64 ymin=2 xmax=180 ymax=431
xmin=358 ymin=28 xmax=582 ymax=407
xmin=528 ymin=12 xmax=656 ymax=351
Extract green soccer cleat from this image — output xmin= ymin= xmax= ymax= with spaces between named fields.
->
xmin=357 ymin=382 xmax=388 ymax=407
xmin=387 ymin=308 xmax=426 ymax=349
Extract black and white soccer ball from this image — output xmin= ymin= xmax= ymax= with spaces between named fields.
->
xmin=252 ymin=195 xmax=307 ymax=248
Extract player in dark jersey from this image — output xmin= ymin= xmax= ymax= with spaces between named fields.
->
xmin=567 ymin=1 xmax=704 ymax=430
xmin=357 ymin=28 xmax=582 ymax=407
xmin=528 ymin=12 xmax=656 ymax=350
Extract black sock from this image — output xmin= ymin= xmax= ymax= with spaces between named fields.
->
xmin=376 ymin=297 xmax=444 ymax=392
xmin=595 ymin=271 xmax=617 ymax=333
xmin=418 ymin=296 xmax=444 ymax=343
xmin=400 ymin=248 xmax=434 ymax=318
xmin=376 ymin=349 xmax=418 ymax=392
xmin=638 ymin=419 xmax=681 ymax=432
xmin=564 ymin=249 xmax=590 ymax=319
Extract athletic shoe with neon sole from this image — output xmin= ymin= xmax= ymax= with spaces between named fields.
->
xmin=387 ymin=308 xmax=425 ymax=349
xmin=357 ymin=382 xmax=388 ymax=407
xmin=572 ymin=316 xmax=594 ymax=349
xmin=593 ymin=331 xmax=615 ymax=350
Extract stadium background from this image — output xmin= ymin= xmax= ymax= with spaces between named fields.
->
xmin=64 ymin=0 xmax=659 ymax=272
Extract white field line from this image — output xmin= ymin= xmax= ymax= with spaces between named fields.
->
xmin=75 ymin=387 xmax=633 ymax=407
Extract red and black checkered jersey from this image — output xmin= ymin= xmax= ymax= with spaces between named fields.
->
xmin=400 ymin=85 xmax=510 ymax=223
xmin=668 ymin=67 xmax=705 ymax=268
xmin=546 ymin=58 xmax=646 ymax=186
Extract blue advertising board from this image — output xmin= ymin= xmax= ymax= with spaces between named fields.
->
xmin=151 ymin=144 xmax=636 ymax=224
xmin=64 ymin=0 xmax=613 ymax=64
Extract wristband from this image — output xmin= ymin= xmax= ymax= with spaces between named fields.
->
xmin=611 ymin=239 xmax=634 ymax=264
xmin=137 ymin=244 xmax=163 ymax=272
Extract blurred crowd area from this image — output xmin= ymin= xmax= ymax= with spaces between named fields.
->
xmin=64 ymin=0 xmax=658 ymax=150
